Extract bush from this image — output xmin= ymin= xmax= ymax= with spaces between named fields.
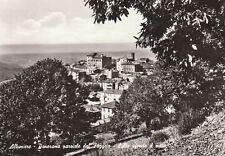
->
xmin=178 ymin=109 xmax=207 ymax=135
xmin=137 ymin=122 xmax=147 ymax=134
xmin=88 ymin=84 xmax=103 ymax=92
xmin=151 ymin=132 xmax=169 ymax=143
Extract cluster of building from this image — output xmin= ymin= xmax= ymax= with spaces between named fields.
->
xmin=67 ymin=52 xmax=155 ymax=126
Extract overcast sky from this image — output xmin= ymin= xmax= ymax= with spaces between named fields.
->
xmin=0 ymin=0 xmax=142 ymax=45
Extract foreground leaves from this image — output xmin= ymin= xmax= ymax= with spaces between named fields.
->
xmin=0 ymin=59 xmax=92 ymax=155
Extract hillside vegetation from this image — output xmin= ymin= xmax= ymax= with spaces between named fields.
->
xmin=102 ymin=109 xmax=225 ymax=156
xmin=161 ymin=110 xmax=225 ymax=156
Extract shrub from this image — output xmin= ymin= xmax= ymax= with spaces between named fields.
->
xmin=151 ymin=132 xmax=169 ymax=143
xmin=178 ymin=109 xmax=207 ymax=135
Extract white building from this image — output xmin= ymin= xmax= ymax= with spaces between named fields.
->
xmin=98 ymin=90 xmax=123 ymax=104
xmin=98 ymin=80 xmax=115 ymax=90
xmin=116 ymin=53 xmax=135 ymax=72
xmin=87 ymin=53 xmax=112 ymax=73
xmin=101 ymin=101 xmax=116 ymax=119
xmin=116 ymin=57 xmax=127 ymax=72
xmin=116 ymin=81 xmax=132 ymax=90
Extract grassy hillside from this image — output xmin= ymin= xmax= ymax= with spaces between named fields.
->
xmin=0 ymin=62 xmax=23 ymax=82
xmin=101 ymin=109 xmax=225 ymax=156
xmin=161 ymin=110 xmax=225 ymax=155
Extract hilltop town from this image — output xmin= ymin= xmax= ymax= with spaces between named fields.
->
xmin=65 ymin=52 xmax=155 ymax=126
xmin=1 ymin=0 xmax=225 ymax=155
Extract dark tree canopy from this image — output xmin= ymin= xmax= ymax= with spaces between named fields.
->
xmin=85 ymin=0 xmax=225 ymax=67
xmin=108 ymin=61 xmax=224 ymax=136
xmin=109 ymin=67 xmax=175 ymax=138
xmin=0 ymin=59 xmax=92 ymax=155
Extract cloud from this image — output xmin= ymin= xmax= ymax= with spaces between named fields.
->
xmin=67 ymin=10 xmax=142 ymax=43
xmin=0 ymin=21 xmax=7 ymax=35
xmin=23 ymin=19 xmax=41 ymax=30
xmin=1 ymin=10 xmax=142 ymax=44
xmin=16 ymin=19 xmax=41 ymax=36
xmin=12 ymin=12 xmax=67 ymax=43
xmin=0 ymin=21 xmax=11 ymax=44
xmin=40 ymin=12 xmax=66 ymax=28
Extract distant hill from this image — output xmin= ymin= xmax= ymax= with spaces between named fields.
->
xmin=0 ymin=43 xmax=153 ymax=55
xmin=0 ymin=62 xmax=23 ymax=82
xmin=0 ymin=43 xmax=155 ymax=81
xmin=0 ymin=43 xmax=155 ymax=67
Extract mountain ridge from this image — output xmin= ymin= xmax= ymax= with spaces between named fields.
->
xmin=0 ymin=61 xmax=23 ymax=82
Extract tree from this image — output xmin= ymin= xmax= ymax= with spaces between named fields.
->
xmin=171 ymin=61 xmax=225 ymax=134
xmin=85 ymin=0 xmax=225 ymax=68
xmin=85 ymin=0 xmax=225 ymax=134
xmin=87 ymin=84 xmax=103 ymax=92
xmin=110 ymin=67 xmax=175 ymax=138
xmin=0 ymin=59 xmax=93 ymax=156
xmin=109 ymin=61 xmax=224 ymax=137
xmin=99 ymin=74 xmax=107 ymax=81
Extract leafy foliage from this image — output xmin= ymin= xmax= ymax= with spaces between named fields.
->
xmin=171 ymin=61 xmax=225 ymax=133
xmin=109 ymin=67 xmax=175 ymax=138
xmin=99 ymin=74 xmax=107 ymax=81
xmin=0 ymin=59 xmax=93 ymax=155
xmin=85 ymin=0 xmax=225 ymax=112
xmin=157 ymin=59 xmax=225 ymax=134
xmin=87 ymin=84 xmax=103 ymax=92
xmin=177 ymin=109 xmax=205 ymax=134
xmin=85 ymin=0 xmax=225 ymax=67
xmin=151 ymin=131 xmax=169 ymax=143
xmin=109 ymin=61 xmax=224 ymax=137
xmin=85 ymin=0 xmax=225 ymax=153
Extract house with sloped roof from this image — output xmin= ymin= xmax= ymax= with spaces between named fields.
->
xmin=98 ymin=89 xmax=123 ymax=104
xmin=101 ymin=101 xmax=116 ymax=120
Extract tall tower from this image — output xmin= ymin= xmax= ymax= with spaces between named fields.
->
xmin=131 ymin=52 xmax=135 ymax=61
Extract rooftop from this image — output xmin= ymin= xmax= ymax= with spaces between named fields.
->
xmin=121 ymin=62 xmax=140 ymax=66
xmin=99 ymin=89 xmax=123 ymax=95
xmin=121 ymin=62 xmax=134 ymax=65
xmin=73 ymin=64 xmax=87 ymax=69
xmin=84 ymin=104 xmax=101 ymax=113
xmin=87 ymin=53 xmax=108 ymax=59
xmin=141 ymin=62 xmax=154 ymax=69
xmin=98 ymin=79 xmax=116 ymax=83
xmin=101 ymin=101 xmax=117 ymax=109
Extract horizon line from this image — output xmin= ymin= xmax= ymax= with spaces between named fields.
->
xmin=0 ymin=42 xmax=140 ymax=46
